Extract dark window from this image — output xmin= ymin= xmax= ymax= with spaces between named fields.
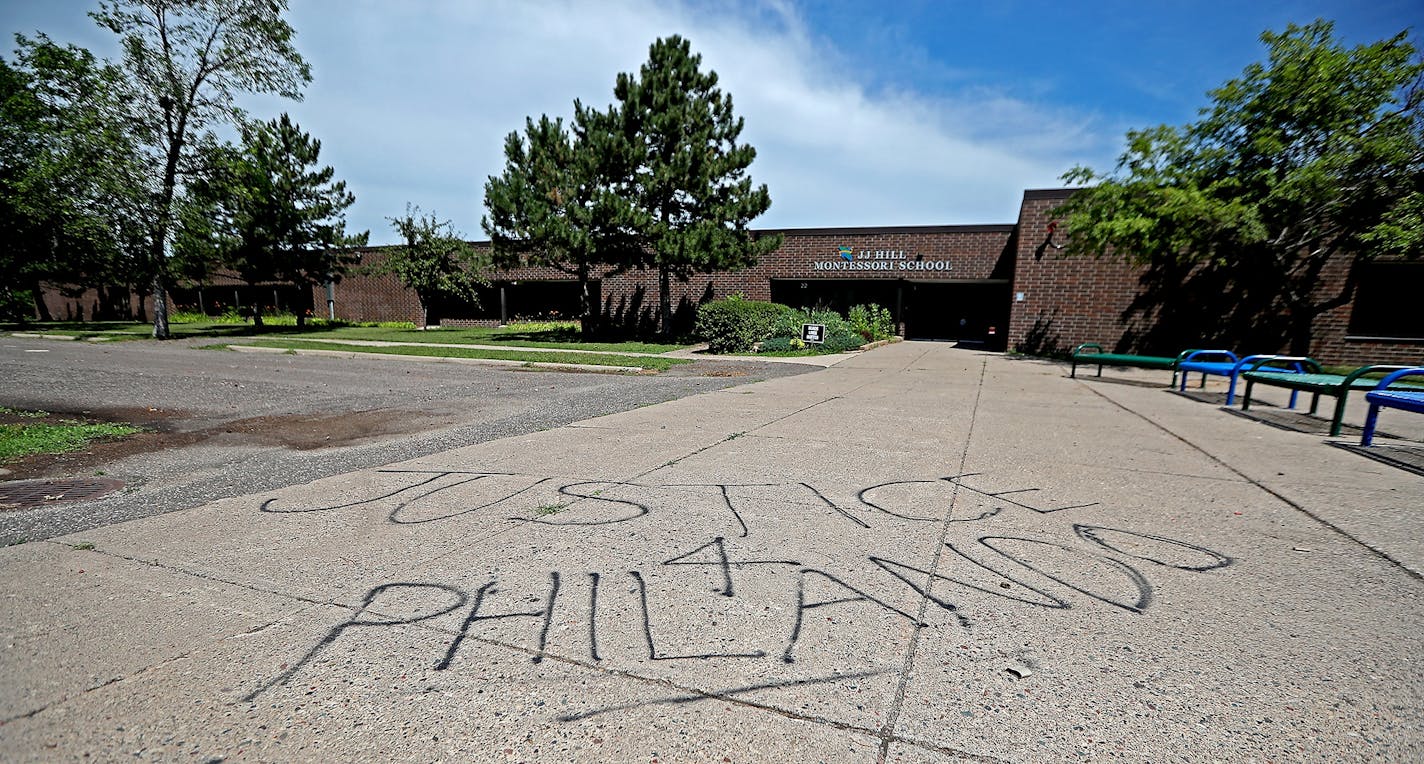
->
xmin=1348 ymin=262 xmax=1424 ymax=339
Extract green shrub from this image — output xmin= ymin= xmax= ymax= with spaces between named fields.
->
xmin=822 ymin=326 xmax=865 ymax=352
xmin=694 ymin=296 xmax=799 ymax=353
xmin=758 ymin=336 xmax=796 ymax=352
xmin=848 ymin=303 xmax=895 ymax=341
xmin=770 ymin=305 xmax=851 ymax=341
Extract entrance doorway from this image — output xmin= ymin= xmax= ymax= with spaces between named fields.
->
xmin=769 ymin=279 xmax=1011 ymax=350
xmin=902 ymin=281 xmax=1010 ymax=349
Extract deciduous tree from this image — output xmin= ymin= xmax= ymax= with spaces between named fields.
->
xmin=368 ymin=205 xmax=487 ymax=329
xmin=0 ymin=36 xmax=146 ymax=321
xmin=92 ymin=0 xmax=311 ymax=337
xmin=1056 ymin=20 xmax=1424 ymax=354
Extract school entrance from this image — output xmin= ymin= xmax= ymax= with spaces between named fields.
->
xmin=769 ymin=278 xmax=1011 ymax=350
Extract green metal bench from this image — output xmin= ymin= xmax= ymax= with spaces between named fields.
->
xmin=1071 ymin=344 xmax=1192 ymax=383
xmin=1240 ymin=357 xmax=1421 ymax=436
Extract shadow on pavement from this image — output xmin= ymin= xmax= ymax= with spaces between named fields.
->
xmin=1329 ymin=441 xmax=1424 ymax=478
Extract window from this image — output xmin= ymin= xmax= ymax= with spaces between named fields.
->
xmin=1347 ymin=262 xmax=1424 ymax=340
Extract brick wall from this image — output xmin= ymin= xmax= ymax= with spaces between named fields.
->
xmin=596 ymin=225 xmax=1015 ymax=332
xmin=1006 ymin=189 xmax=1155 ymax=356
xmin=1004 ymin=189 xmax=1424 ymax=365
xmin=1308 ymin=255 xmax=1423 ymax=365
xmin=30 ymin=189 xmax=1419 ymax=367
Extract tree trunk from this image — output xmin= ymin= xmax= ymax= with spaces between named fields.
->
xmin=578 ymin=264 xmax=597 ymax=341
xmin=1288 ymin=308 xmax=1315 ymax=356
xmin=31 ymin=282 xmax=52 ymax=322
xmin=150 ymin=273 xmax=170 ymax=339
xmin=253 ymin=301 xmax=265 ymax=329
xmin=658 ymin=266 xmax=672 ymax=337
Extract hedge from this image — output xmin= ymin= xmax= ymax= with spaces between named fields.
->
xmin=694 ymin=297 xmax=800 ymax=354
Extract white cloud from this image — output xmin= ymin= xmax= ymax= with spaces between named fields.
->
xmin=21 ymin=0 xmax=1115 ymax=242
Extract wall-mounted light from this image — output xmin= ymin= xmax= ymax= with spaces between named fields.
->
xmin=1034 ymin=221 xmax=1066 ymax=260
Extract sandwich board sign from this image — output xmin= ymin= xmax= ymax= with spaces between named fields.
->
xmin=801 ymin=324 xmax=825 ymax=344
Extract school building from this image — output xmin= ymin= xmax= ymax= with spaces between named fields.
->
xmin=37 ymin=188 xmax=1422 ymax=365
xmin=325 ymin=188 xmax=1420 ymax=366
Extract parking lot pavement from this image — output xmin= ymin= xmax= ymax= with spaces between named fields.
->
xmin=0 ymin=337 xmax=811 ymax=544
xmin=2 ymin=341 xmax=1420 ymax=761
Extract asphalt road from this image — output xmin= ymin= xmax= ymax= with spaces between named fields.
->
xmin=0 ymin=337 xmax=811 ymax=544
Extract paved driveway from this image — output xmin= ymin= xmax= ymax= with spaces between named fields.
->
xmin=0 ymin=337 xmax=809 ymax=544
xmin=2 ymin=342 xmax=1420 ymax=761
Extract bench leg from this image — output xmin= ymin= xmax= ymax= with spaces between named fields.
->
xmin=1308 ymin=393 xmax=1320 ymax=415
xmin=1226 ymin=374 xmax=1240 ymax=406
xmin=1361 ymin=403 xmax=1382 ymax=446
xmin=1330 ymin=393 xmax=1349 ymax=437
xmin=1288 ymin=390 xmax=1299 ymax=409
xmin=1096 ymin=364 xmax=1102 ymax=378
xmin=1199 ymin=373 xmax=1206 ymax=389
xmin=1242 ymin=380 xmax=1254 ymax=411
xmin=1071 ymin=360 xmax=1077 ymax=378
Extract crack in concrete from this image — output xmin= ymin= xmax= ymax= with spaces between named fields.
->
xmin=876 ymin=358 xmax=989 ymax=764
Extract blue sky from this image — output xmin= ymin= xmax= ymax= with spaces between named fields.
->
xmin=3 ymin=0 xmax=1420 ymax=244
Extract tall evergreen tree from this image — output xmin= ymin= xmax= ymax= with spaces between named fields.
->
xmin=483 ymin=109 xmax=640 ymax=339
xmin=610 ymin=35 xmax=780 ymax=335
xmin=92 ymin=0 xmax=310 ymax=338
xmin=185 ymin=113 xmax=364 ymax=327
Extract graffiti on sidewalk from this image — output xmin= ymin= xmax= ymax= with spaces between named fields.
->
xmin=247 ymin=470 xmax=1234 ymax=704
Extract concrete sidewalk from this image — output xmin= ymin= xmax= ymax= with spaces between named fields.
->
xmin=2 ymin=342 xmax=1420 ymax=762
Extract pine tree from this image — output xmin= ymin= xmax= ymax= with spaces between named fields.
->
xmin=483 ymin=110 xmax=640 ymax=338
xmin=611 ymin=35 xmax=780 ymax=335
xmin=185 ymin=114 xmax=364 ymax=327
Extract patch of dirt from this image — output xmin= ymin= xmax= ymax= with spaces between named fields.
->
xmin=664 ymin=360 xmax=757 ymax=377
xmin=203 ymin=409 xmax=443 ymax=450
xmin=1 ymin=406 xmax=444 ymax=482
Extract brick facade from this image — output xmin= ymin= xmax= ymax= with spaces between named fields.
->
xmin=1005 ymin=190 xmax=1152 ymax=356
xmin=1306 ymin=254 xmax=1423 ymax=365
xmin=1004 ymin=188 xmax=1422 ymax=365
xmin=33 ymin=188 xmax=1422 ymax=366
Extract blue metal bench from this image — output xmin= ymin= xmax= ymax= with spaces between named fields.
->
xmin=1361 ymin=368 xmax=1424 ymax=446
xmin=1178 ymin=353 xmax=1312 ymax=406
xmin=1175 ymin=350 xmax=1303 ymax=405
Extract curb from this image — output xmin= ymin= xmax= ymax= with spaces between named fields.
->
xmin=225 ymin=345 xmax=647 ymax=374
xmin=859 ymin=336 xmax=904 ymax=351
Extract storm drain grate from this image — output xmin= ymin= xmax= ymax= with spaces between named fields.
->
xmin=0 ymin=478 xmax=124 ymax=511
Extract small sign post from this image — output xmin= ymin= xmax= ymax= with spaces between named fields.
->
xmin=801 ymin=323 xmax=825 ymax=344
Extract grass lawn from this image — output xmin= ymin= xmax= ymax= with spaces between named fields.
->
xmin=224 ymin=339 xmax=691 ymax=372
xmin=4 ymin=319 xmax=691 ymax=354
xmin=283 ymin=324 xmax=690 ymax=354
xmin=0 ymin=408 xmax=141 ymax=462
xmin=5 ymin=319 xmax=271 ymax=341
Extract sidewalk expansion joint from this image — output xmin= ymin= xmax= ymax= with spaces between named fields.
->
xmin=876 ymin=358 xmax=989 ymax=764
xmin=1080 ymin=384 xmax=1423 ymax=582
